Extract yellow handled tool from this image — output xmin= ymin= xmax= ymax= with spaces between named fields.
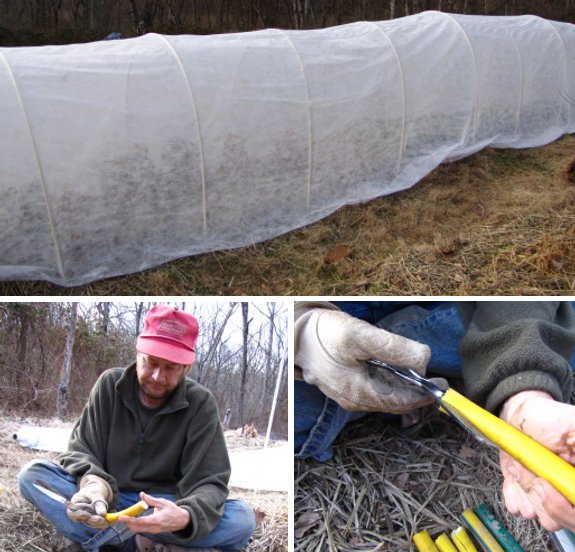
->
xmin=435 ymin=533 xmax=459 ymax=552
xmin=366 ymin=359 xmax=575 ymax=505
xmin=451 ymin=527 xmax=479 ymax=552
xmin=104 ymin=500 xmax=148 ymax=522
xmin=413 ymin=530 xmax=441 ymax=551
xmin=33 ymin=482 xmax=148 ymax=524
xmin=459 ymin=508 xmax=504 ymax=552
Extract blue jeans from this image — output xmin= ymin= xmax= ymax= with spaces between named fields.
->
xmin=18 ymin=459 xmax=255 ymax=551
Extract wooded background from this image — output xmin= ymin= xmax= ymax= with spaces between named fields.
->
xmin=0 ymin=301 xmax=289 ymax=437
xmin=1 ymin=0 xmax=574 ymax=46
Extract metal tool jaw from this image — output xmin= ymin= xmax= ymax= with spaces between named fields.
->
xmin=365 ymin=358 xmax=489 ymax=445
xmin=366 ymin=358 xmax=445 ymax=401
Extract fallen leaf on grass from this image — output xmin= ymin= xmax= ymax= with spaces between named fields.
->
xmin=459 ymin=445 xmax=476 ymax=460
xmin=324 ymin=244 xmax=352 ymax=263
xmin=294 ymin=511 xmax=322 ymax=538
xmin=394 ymin=472 xmax=410 ymax=489
xmin=254 ymin=508 xmax=267 ymax=525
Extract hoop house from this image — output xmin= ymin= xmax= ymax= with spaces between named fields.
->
xmin=1 ymin=11 xmax=574 ymax=285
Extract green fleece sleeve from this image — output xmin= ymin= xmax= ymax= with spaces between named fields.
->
xmin=173 ymin=391 xmax=231 ymax=541
xmin=57 ymin=369 xmax=120 ymax=506
xmin=458 ymin=301 xmax=575 ymax=413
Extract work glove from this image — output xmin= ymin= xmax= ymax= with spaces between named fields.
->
xmin=67 ymin=474 xmax=113 ymax=529
xmin=295 ymin=303 xmax=447 ymax=413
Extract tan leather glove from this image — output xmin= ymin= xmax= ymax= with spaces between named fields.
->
xmin=67 ymin=474 xmax=113 ymax=529
xmin=295 ymin=305 xmax=447 ymax=413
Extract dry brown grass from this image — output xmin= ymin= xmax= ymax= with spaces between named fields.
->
xmin=0 ymin=415 xmax=287 ymax=551
xmin=0 ymin=135 xmax=573 ymax=296
xmin=295 ymin=410 xmax=555 ymax=552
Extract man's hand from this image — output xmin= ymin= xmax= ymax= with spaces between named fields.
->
xmin=120 ymin=492 xmax=191 ymax=534
xmin=295 ymin=307 xmax=446 ymax=413
xmin=499 ymin=390 xmax=575 ymax=531
xmin=67 ymin=474 xmax=113 ymax=529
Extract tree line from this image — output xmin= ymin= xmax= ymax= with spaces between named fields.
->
xmin=0 ymin=301 xmax=288 ymax=438
xmin=0 ymin=0 xmax=573 ymax=46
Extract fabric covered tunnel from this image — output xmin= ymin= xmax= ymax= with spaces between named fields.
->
xmin=1 ymin=11 xmax=574 ymax=286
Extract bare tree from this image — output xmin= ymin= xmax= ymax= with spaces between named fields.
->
xmin=57 ymin=302 xmax=78 ymax=418
xmin=195 ymin=302 xmax=238 ymax=384
xmin=97 ymin=302 xmax=111 ymax=336
xmin=238 ymin=302 xmax=251 ymax=428
xmin=0 ymin=301 xmax=288 ymax=435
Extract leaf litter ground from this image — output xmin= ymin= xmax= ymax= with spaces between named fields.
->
xmin=295 ymin=408 xmax=555 ymax=551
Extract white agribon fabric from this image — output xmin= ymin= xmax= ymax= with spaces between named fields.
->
xmin=1 ymin=11 xmax=574 ymax=285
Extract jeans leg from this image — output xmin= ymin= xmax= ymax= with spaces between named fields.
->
xmin=18 ymin=459 xmax=135 ymax=550
xmin=294 ymin=380 xmax=365 ymax=461
xmin=145 ymin=499 xmax=256 ymax=551
xmin=18 ymin=459 xmax=100 ymax=544
xmin=375 ymin=302 xmax=465 ymax=377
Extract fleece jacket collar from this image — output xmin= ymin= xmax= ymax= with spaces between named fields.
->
xmin=115 ymin=362 xmax=190 ymax=415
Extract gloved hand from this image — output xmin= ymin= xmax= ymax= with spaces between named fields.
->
xmin=67 ymin=474 xmax=113 ymax=529
xmin=295 ymin=305 xmax=447 ymax=413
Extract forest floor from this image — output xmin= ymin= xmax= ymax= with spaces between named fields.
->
xmin=0 ymin=414 xmax=287 ymax=551
xmin=295 ymin=407 xmax=556 ymax=551
xmin=0 ymin=134 xmax=573 ymax=296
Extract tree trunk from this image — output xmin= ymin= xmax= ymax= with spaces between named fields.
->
xmin=97 ymin=302 xmax=110 ymax=336
xmin=263 ymin=304 xmax=275 ymax=399
xmin=195 ymin=303 xmax=237 ymax=383
xmin=238 ymin=303 xmax=250 ymax=428
xmin=135 ymin=302 xmax=145 ymax=338
xmin=57 ymin=302 xmax=77 ymax=418
xmin=17 ymin=307 xmax=29 ymax=402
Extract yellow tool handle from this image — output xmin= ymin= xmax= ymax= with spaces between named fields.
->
xmin=435 ymin=533 xmax=459 ymax=552
xmin=460 ymin=508 xmax=504 ymax=552
xmin=104 ymin=500 xmax=148 ymax=523
xmin=443 ymin=388 xmax=575 ymax=505
xmin=451 ymin=527 xmax=478 ymax=552
xmin=413 ymin=530 xmax=441 ymax=551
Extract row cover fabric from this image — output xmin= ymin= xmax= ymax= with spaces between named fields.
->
xmin=1 ymin=11 xmax=574 ymax=285
xmin=14 ymin=425 xmax=290 ymax=491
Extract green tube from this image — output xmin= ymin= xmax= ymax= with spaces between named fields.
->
xmin=473 ymin=504 xmax=524 ymax=552
xmin=460 ymin=508 xmax=505 ymax=552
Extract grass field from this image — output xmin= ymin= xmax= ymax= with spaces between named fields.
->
xmin=0 ymin=134 xmax=573 ymax=296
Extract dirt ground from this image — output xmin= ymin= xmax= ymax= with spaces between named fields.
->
xmin=0 ymin=134 xmax=573 ymax=296
xmin=0 ymin=415 xmax=287 ymax=551
xmin=295 ymin=409 xmax=555 ymax=551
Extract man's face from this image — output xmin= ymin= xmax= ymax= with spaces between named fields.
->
xmin=136 ymin=352 xmax=188 ymax=408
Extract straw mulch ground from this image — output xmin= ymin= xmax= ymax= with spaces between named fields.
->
xmin=0 ymin=135 xmax=573 ymax=296
xmin=295 ymin=409 xmax=555 ymax=551
xmin=0 ymin=415 xmax=287 ymax=551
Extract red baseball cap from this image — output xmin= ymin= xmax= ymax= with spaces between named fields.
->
xmin=136 ymin=305 xmax=199 ymax=365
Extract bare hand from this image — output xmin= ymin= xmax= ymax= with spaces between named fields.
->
xmin=499 ymin=390 xmax=575 ymax=531
xmin=120 ymin=492 xmax=191 ymax=534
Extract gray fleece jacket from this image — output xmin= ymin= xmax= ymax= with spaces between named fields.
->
xmin=58 ymin=363 xmax=230 ymax=542
xmin=458 ymin=301 xmax=575 ymax=413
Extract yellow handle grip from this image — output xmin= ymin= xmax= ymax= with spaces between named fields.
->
xmin=413 ymin=530 xmax=440 ymax=551
xmin=459 ymin=508 xmax=504 ymax=552
xmin=443 ymin=388 xmax=575 ymax=504
xmin=435 ymin=534 xmax=459 ymax=552
xmin=104 ymin=499 xmax=148 ymax=523
xmin=451 ymin=527 xmax=478 ymax=552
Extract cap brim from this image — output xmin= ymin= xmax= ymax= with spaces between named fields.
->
xmin=136 ymin=336 xmax=195 ymax=365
